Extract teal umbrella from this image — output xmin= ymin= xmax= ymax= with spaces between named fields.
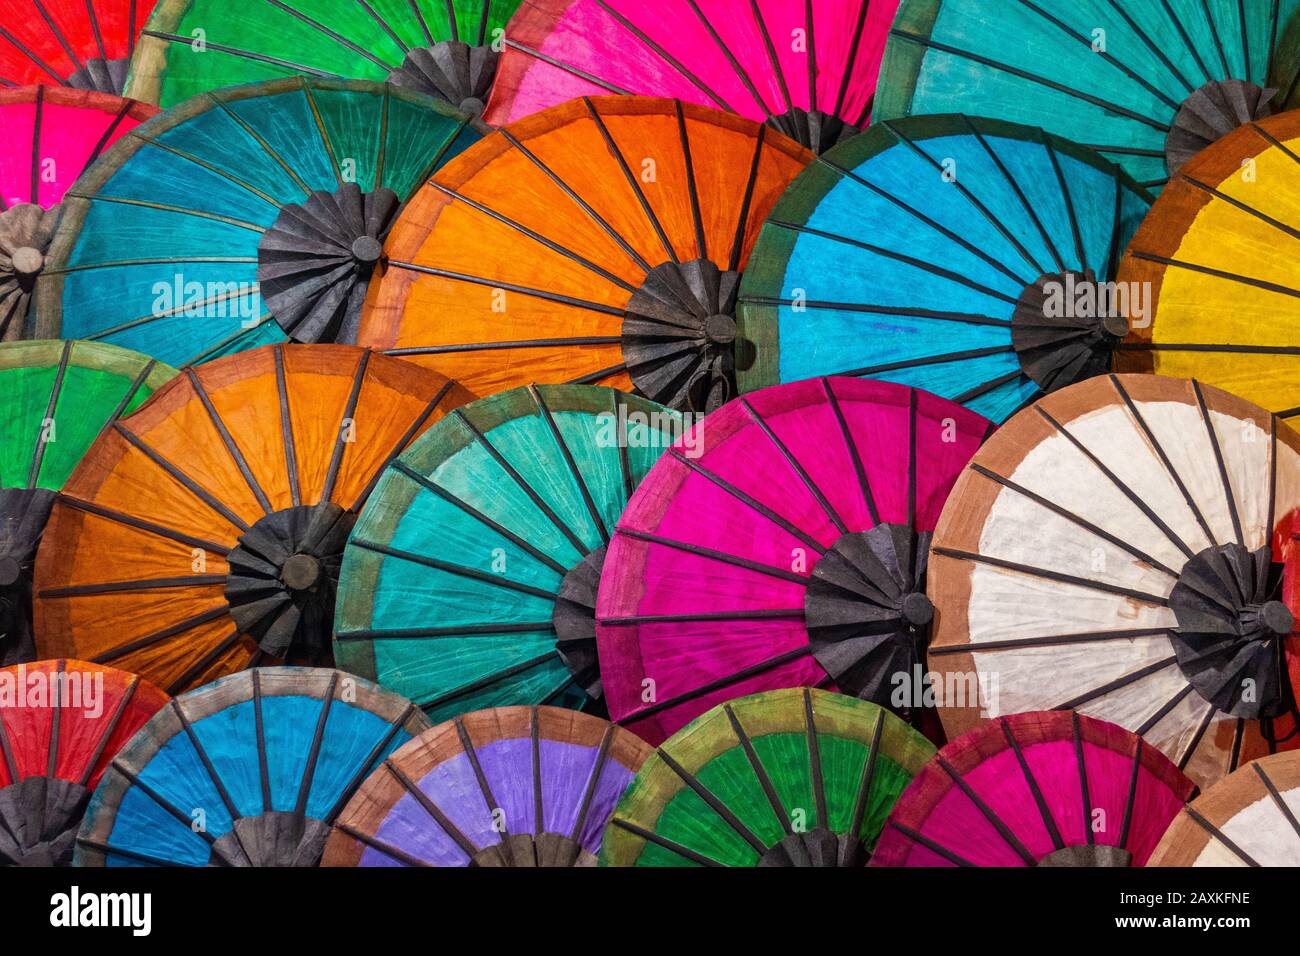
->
xmin=335 ymin=384 xmax=682 ymax=723
xmin=34 ymin=77 xmax=484 ymax=364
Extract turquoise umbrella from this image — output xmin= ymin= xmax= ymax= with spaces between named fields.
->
xmin=334 ymin=384 xmax=682 ymax=723
xmin=736 ymin=115 xmax=1152 ymax=423
xmin=877 ymin=0 xmax=1300 ymax=190
xmin=33 ymin=77 xmax=484 ymax=364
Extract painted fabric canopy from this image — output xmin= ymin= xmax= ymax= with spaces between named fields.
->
xmin=127 ymin=0 xmax=524 ymax=115
xmin=357 ymin=96 xmax=812 ymax=412
xmin=0 ymin=0 xmax=158 ymax=93
xmin=0 ymin=341 xmax=175 ymax=666
xmin=324 ymin=705 xmax=652 ymax=866
xmin=928 ymin=374 xmax=1300 ymax=789
xmin=0 ymin=87 xmax=157 ymax=340
xmin=602 ymin=688 xmax=935 ymax=866
xmin=597 ymin=378 xmax=991 ymax=746
xmin=736 ymin=115 xmax=1152 ymax=424
xmin=487 ymin=0 xmax=899 ymax=153
xmin=76 ymin=667 xmax=430 ymax=866
xmin=1118 ymin=109 xmax=1300 ymax=421
xmin=0 ymin=660 xmax=169 ymax=866
xmin=872 ymin=712 xmax=1196 ymax=867
xmin=33 ymin=77 xmax=484 ymax=364
xmin=1150 ymin=749 xmax=1300 ymax=865
xmin=876 ymin=0 xmax=1300 ymax=190
xmin=34 ymin=344 xmax=471 ymax=695
xmin=336 ymin=384 xmax=679 ymax=723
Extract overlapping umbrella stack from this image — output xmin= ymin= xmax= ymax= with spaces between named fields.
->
xmin=0 ymin=0 xmax=1297 ymax=870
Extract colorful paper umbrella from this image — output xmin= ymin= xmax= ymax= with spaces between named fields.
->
xmin=871 ymin=712 xmax=1196 ymax=867
xmin=877 ymin=0 xmax=1300 ymax=190
xmin=127 ymin=0 xmax=524 ymax=115
xmin=601 ymin=687 xmax=935 ymax=866
xmin=928 ymin=373 xmax=1300 ymax=789
xmin=0 ymin=0 xmax=158 ymax=93
xmin=32 ymin=77 xmax=484 ymax=364
xmin=597 ymin=377 xmax=991 ymax=747
xmin=323 ymin=705 xmax=652 ymax=866
xmin=486 ymin=0 xmax=898 ymax=152
xmin=336 ymin=384 xmax=680 ymax=723
xmin=0 ymin=660 xmax=169 ymax=865
xmin=0 ymin=340 xmax=175 ymax=666
xmin=34 ymin=343 xmax=472 ymax=695
xmin=76 ymin=667 xmax=430 ymax=866
xmin=357 ymin=96 xmax=812 ymax=412
xmin=0 ymin=87 xmax=156 ymax=340
xmin=735 ymin=115 xmax=1152 ymax=424
xmin=1149 ymin=749 xmax=1300 ymax=865
xmin=1117 ymin=109 xmax=1300 ymax=420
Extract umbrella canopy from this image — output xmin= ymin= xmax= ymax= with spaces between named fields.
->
xmin=32 ymin=77 xmax=484 ymax=364
xmin=34 ymin=343 xmax=472 ymax=695
xmin=357 ymin=96 xmax=812 ymax=412
xmin=0 ymin=659 xmax=169 ymax=866
xmin=0 ymin=0 xmax=158 ymax=93
xmin=335 ymin=384 xmax=680 ymax=723
xmin=0 ymin=87 xmax=157 ymax=340
xmin=323 ymin=705 xmax=652 ymax=866
xmin=127 ymin=0 xmax=525 ymax=115
xmin=486 ymin=0 xmax=899 ymax=153
xmin=1117 ymin=109 xmax=1300 ymax=421
xmin=871 ymin=711 xmax=1196 ymax=867
xmin=876 ymin=0 xmax=1300 ymax=191
xmin=602 ymin=687 xmax=935 ymax=866
xmin=76 ymin=666 xmax=430 ymax=866
xmin=1 ymin=340 xmax=176 ymax=666
xmin=736 ymin=114 xmax=1153 ymax=424
xmin=597 ymin=377 xmax=992 ymax=747
xmin=1149 ymin=749 xmax=1300 ymax=865
xmin=928 ymin=373 xmax=1300 ymax=789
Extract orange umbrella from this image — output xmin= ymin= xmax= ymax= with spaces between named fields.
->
xmin=357 ymin=96 xmax=812 ymax=411
xmin=33 ymin=344 xmax=472 ymax=694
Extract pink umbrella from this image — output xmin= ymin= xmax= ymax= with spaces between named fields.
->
xmin=871 ymin=712 xmax=1197 ymax=867
xmin=486 ymin=0 xmax=899 ymax=152
xmin=596 ymin=377 xmax=992 ymax=745
xmin=0 ymin=86 xmax=156 ymax=339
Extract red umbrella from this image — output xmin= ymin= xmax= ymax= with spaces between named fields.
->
xmin=0 ymin=1 xmax=158 ymax=93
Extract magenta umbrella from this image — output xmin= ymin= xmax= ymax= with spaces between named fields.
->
xmin=596 ymin=377 xmax=992 ymax=745
xmin=871 ymin=712 xmax=1197 ymax=867
xmin=486 ymin=0 xmax=898 ymax=151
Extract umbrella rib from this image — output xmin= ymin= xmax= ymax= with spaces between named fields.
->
xmin=1070 ymin=712 xmax=1095 ymax=847
xmin=140 ymin=30 xmax=342 ymax=78
xmin=1040 ymin=131 xmax=1089 ymax=273
xmin=86 ymin=100 xmax=136 ymax=167
xmin=78 ymin=676 xmax=141 ymax=787
xmin=498 ymin=128 xmax=652 ymax=274
xmin=1175 ymin=699 xmax=1218 ymax=771
xmin=37 ymin=0 xmax=88 ymax=75
xmin=884 ymin=821 xmax=976 ymax=866
xmin=299 ymin=80 xmax=344 ymax=187
xmin=416 ymin=650 xmax=562 ymax=712
xmin=48 ymin=254 xmax=260 ymax=277
xmin=0 ymin=710 xmax=16 ymax=783
xmin=382 ymin=758 xmax=481 ymax=858
xmin=1268 ymin=415 xmax=1279 ymax=539
xmin=1101 ymin=0 xmax=1194 ymax=94
xmin=206 ymin=91 xmax=314 ymax=197
xmin=1128 ymin=251 xmax=1300 ymax=301
xmin=95 ymin=358 xmax=161 ymax=450
xmin=412 ymin=115 xmax=476 ymax=189
xmin=657 ymin=747 xmax=769 ymax=853
xmin=569 ymin=724 xmax=615 ymax=845
xmin=1180 ymin=175 xmax=1300 ymax=245
xmin=1185 ymin=806 xmax=1260 ymax=866
xmin=612 ymin=392 xmax=634 ymax=499
xmin=26 ymin=339 xmax=71 ymax=488
xmin=803 ymin=688 xmax=830 ymax=830
xmin=292 ymin=672 xmax=340 ymax=820
xmin=736 ymin=299 xmax=1010 ymax=326
xmin=932 ymin=547 xmax=1170 ymax=605
xmin=889 ymin=28 xmax=1172 ymax=132
xmin=253 ymin=671 xmax=271 ymax=812
xmin=428 ymin=181 xmax=638 ymax=293
xmin=767 ymin=219 xmax=1020 ymax=305
xmin=87 ymin=601 xmax=232 ymax=666
xmin=262 ymin=0 xmax=397 ymax=71
xmin=616 ymin=527 xmax=808 ymax=584
xmin=503 ymin=40 xmax=630 ymax=96
xmin=819 ymin=150 xmax=1034 ymax=287
xmin=529 ymin=385 xmax=610 ymax=545
xmin=1191 ymin=380 xmax=1245 ymax=547
xmin=73 ymin=837 xmax=187 ymax=868
xmin=0 ymin=25 xmax=63 ymax=84
xmin=935 ymin=754 xmax=1038 ymax=865
xmin=109 ymin=764 xmax=229 ymax=855
xmin=537 ymin=672 xmax=578 ymax=706
xmin=170 ymin=698 xmax=250 ymax=848
xmin=581 ymin=97 xmax=679 ymax=263
xmin=272 ymin=345 xmax=302 ymax=508
xmin=41 ymin=574 xmax=227 ymax=598
xmin=1052 ymin=655 xmax=1179 ymax=710
xmin=616 ymin=646 xmax=813 ymax=725
xmin=186 ymin=368 xmax=275 ymax=514
xmin=171 ymin=630 xmax=246 ymax=702
xmin=454 ymin=715 xmax=516 ymax=863
xmin=803 ymin=0 xmax=817 ymax=115
xmin=55 ymin=497 xmax=231 ymax=556
xmin=831 ymin=0 xmax=872 ymax=120
xmin=741 ymin=397 xmax=849 ymax=534
xmin=608 ymin=816 xmax=724 ymax=866
xmin=442 ymin=0 xmax=459 ymax=42
xmin=325 ymin=705 xmax=421 ymax=822
xmin=127 ymin=131 xmax=285 ymax=209
xmin=675 ymin=101 xmax=709 ymax=261
xmin=333 ymin=822 xmax=431 ymax=867
xmin=727 ymin=125 xmax=767 ymax=272
xmin=682 ymin=0 xmax=771 ymax=115
xmin=1001 ymin=718 xmax=1065 ymax=851
xmin=352 ymin=380 xmax=455 ymax=507
xmin=337 ymin=621 xmax=554 ymax=641
xmin=531 ymin=706 xmax=544 ymax=838
xmin=601 ymin=608 xmax=805 ymax=625
xmin=950 ymin=369 xmax=1024 ymax=410
xmin=567 ymin=362 xmax=627 ymax=385
xmin=968 ymin=463 xmax=1181 ymax=579
xmin=1254 ymin=762 xmax=1300 ymax=846
xmin=348 ymin=538 xmax=559 ymax=599
xmin=112 ymin=424 xmax=252 ymax=532
xmin=1123 ymin=341 xmax=1300 ymax=355
xmin=1268 ymin=0 xmax=1283 ymax=80
xmin=1035 ymin=406 xmax=1196 ymax=560
xmin=669 ymin=449 xmax=826 ymax=552
xmin=746 ymin=0 xmax=793 ymax=115
xmin=320 ymin=351 xmax=371 ymax=505
xmin=822 ymin=377 xmax=881 ymax=525
xmin=384 ymin=263 xmax=625 ymax=316
xmin=1117 ymin=737 xmax=1143 ymax=850
xmin=46 ymin=660 xmax=64 ymax=777
xmin=722 ymin=703 xmax=793 ymax=836
xmin=1198 ymin=0 xmax=1231 ymax=78
xmin=388 ymin=461 xmax=569 ymax=574
xmin=845 ymin=710 xmax=884 ymax=863
xmin=354 ymin=0 xmax=410 ymax=54
xmin=907 ymin=387 xmax=919 ymax=534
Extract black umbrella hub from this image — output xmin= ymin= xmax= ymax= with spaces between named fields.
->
xmin=1011 ymin=269 xmax=1130 ymax=394
xmin=551 ymin=545 xmax=605 ymax=701
xmin=1036 ymin=844 xmax=1133 ymax=867
xmin=0 ymin=776 xmax=90 ymax=866
xmin=767 ymin=107 xmax=861 ymax=155
xmin=758 ymin=826 xmax=868 ymax=867
xmin=0 ymin=487 xmax=56 ymax=665
xmin=65 ymin=58 xmax=130 ymax=95
xmin=1166 ymin=80 xmax=1276 ymax=177
xmin=386 ymin=40 xmax=498 ymax=119
xmin=1 ymin=204 xmax=59 ymax=340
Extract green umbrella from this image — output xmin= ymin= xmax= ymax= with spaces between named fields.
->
xmin=127 ymin=0 xmax=524 ymax=116
xmin=0 ymin=340 xmax=176 ymax=664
